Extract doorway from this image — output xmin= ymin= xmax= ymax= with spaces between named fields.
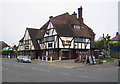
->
xmin=62 ymin=51 xmax=69 ymax=59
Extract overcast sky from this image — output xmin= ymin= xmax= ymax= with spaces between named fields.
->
xmin=0 ymin=0 xmax=119 ymax=46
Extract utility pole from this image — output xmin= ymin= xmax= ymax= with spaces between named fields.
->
xmin=103 ymin=34 xmax=106 ymax=51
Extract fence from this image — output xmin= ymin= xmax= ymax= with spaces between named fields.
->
xmin=110 ymin=46 xmax=120 ymax=58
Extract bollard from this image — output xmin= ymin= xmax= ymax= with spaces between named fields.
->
xmin=50 ymin=56 xmax=52 ymax=62
xmin=79 ymin=55 xmax=81 ymax=60
xmin=59 ymin=56 xmax=61 ymax=61
xmin=38 ymin=56 xmax=40 ymax=61
xmin=86 ymin=55 xmax=87 ymax=60
xmin=42 ymin=56 xmax=43 ymax=61
xmin=46 ymin=57 xmax=48 ymax=61
xmin=86 ymin=55 xmax=88 ymax=63
xmin=79 ymin=55 xmax=81 ymax=62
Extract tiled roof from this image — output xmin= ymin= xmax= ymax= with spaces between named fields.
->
xmin=19 ymin=37 xmax=24 ymax=42
xmin=36 ymin=11 xmax=95 ymax=39
xmin=0 ymin=41 xmax=10 ymax=49
xmin=111 ymin=32 xmax=120 ymax=41
xmin=27 ymin=28 xmax=40 ymax=50
xmin=36 ymin=21 xmax=49 ymax=39
xmin=50 ymin=12 xmax=95 ymax=38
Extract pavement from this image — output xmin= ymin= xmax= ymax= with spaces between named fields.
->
xmin=31 ymin=58 xmax=119 ymax=69
xmin=2 ymin=58 xmax=119 ymax=69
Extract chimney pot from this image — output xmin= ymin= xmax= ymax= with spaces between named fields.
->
xmin=49 ymin=16 xmax=53 ymax=19
xmin=72 ymin=11 xmax=77 ymax=18
xmin=116 ymin=32 xmax=119 ymax=35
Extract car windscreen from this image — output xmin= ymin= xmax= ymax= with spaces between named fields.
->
xmin=23 ymin=56 xmax=29 ymax=59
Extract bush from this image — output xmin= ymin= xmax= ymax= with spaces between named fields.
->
xmin=101 ymin=57 xmax=117 ymax=62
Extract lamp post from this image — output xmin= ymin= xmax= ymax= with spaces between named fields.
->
xmin=106 ymin=34 xmax=110 ymax=56
xmin=103 ymin=34 xmax=106 ymax=51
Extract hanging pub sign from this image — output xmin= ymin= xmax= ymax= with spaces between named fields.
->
xmin=62 ymin=40 xmax=71 ymax=46
xmin=25 ymin=45 xmax=29 ymax=50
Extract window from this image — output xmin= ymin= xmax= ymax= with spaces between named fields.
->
xmin=48 ymin=43 xmax=52 ymax=47
xmin=46 ymin=29 xmax=50 ymax=35
xmin=19 ymin=51 xmax=23 ymax=55
xmin=74 ymin=38 xmax=86 ymax=43
xmin=79 ymin=51 xmax=88 ymax=54
xmin=20 ymin=42 xmax=23 ymax=46
xmin=25 ymin=40 xmax=29 ymax=45
xmin=49 ymin=50 xmax=55 ymax=54
xmin=48 ymin=36 xmax=54 ymax=42
xmin=74 ymin=25 xmax=81 ymax=30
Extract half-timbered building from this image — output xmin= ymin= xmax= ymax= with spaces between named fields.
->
xmin=18 ymin=6 xmax=95 ymax=60
xmin=17 ymin=28 xmax=40 ymax=59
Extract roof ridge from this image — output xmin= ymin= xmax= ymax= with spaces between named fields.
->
xmin=53 ymin=12 xmax=69 ymax=19
xmin=27 ymin=28 xmax=39 ymax=30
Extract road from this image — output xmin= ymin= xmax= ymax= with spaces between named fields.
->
xmin=2 ymin=58 xmax=118 ymax=82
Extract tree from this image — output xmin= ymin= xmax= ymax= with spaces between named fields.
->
xmin=95 ymin=37 xmax=104 ymax=50
xmin=12 ymin=45 xmax=18 ymax=50
xmin=109 ymin=42 xmax=120 ymax=47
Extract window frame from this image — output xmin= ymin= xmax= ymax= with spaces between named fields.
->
xmin=74 ymin=25 xmax=81 ymax=30
xmin=48 ymin=43 xmax=52 ymax=47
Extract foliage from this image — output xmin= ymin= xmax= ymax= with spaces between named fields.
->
xmin=2 ymin=50 xmax=14 ymax=55
xmin=109 ymin=42 xmax=120 ymax=47
xmin=100 ymin=57 xmax=117 ymax=62
xmin=95 ymin=37 xmax=104 ymax=50
xmin=95 ymin=35 xmax=120 ymax=51
xmin=12 ymin=45 xmax=18 ymax=50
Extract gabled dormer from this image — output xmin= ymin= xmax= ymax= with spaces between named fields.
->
xmin=74 ymin=24 xmax=81 ymax=30
xmin=44 ymin=21 xmax=57 ymax=37
xmin=18 ymin=28 xmax=39 ymax=51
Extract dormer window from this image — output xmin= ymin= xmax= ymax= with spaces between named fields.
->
xmin=74 ymin=25 xmax=81 ymax=30
xmin=46 ymin=29 xmax=50 ymax=35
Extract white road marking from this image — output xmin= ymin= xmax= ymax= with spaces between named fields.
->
xmin=31 ymin=67 xmax=50 ymax=72
xmin=60 ymin=72 xmax=70 ymax=76
xmin=14 ymin=64 xmax=24 ymax=67
xmin=116 ymin=67 xmax=119 ymax=69
xmin=39 ymin=68 xmax=50 ymax=72
xmin=31 ymin=67 xmax=39 ymax=70
xmin=80 ymin=75 xmax=90 ymax=78
xmin=79 ymin=75 xmax=103 ymax=80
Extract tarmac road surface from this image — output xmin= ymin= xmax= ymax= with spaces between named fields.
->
xmin=2 ymin=58 xmax=119 ymax=82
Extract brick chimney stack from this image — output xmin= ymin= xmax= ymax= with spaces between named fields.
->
xmin=72 ymin=11 xmax=77 ymax=18
xmin=78 ymin=6 xmax=83 ymax=24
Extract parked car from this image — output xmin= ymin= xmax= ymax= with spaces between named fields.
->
xmin=17 ymin=56 xmax=23 ymax=62
xmin=17 ymin=56 xmax=31 ymax=63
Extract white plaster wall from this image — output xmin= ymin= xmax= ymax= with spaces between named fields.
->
xmin=24 ymin=30 xmax=30 ymax=40
xmin=52 ymin=29 xmax=57 ymax=35
xmin=44 ymin=22 xmax=56 ymax=37
xmin=59 ymin=37 xmax=73 ymax=48
xmin=70 ymin=40 xmax=74 ymax=48
xmin=40 ymin=44 xmax=45 ymax=49
xmin=18 ymin=29 xmax=35 ymax=51
xmin=82 ymin=44 xmax=85 ymax=49
xmin=86 ymin=44 xmax=90 ymax=49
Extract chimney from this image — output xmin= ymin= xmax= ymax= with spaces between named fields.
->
xmin=72 ymin=12 xmax=77 ymax=18
xmin=78 ymin=6 xmax=83 ymax=24
xmin=49 ymin=16 xmax=53 ymax=19
xmin=116 ymin=32 xmax=119 ymax=36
